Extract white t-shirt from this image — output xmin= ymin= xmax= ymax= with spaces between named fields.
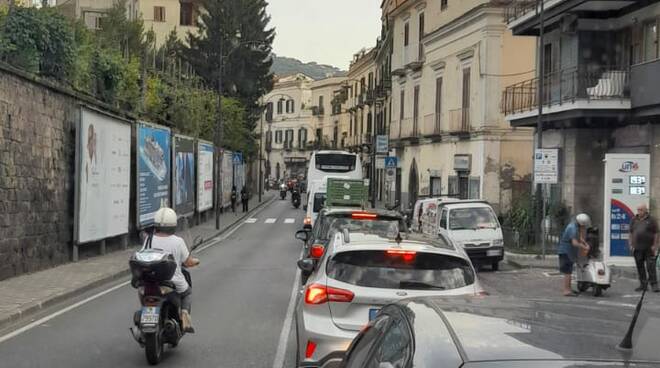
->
xmin=144 ymin=234 xmax=191 ymax=293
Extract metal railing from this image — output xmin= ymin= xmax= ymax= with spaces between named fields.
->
xmin=504 ymin=0 xmax=540 ymax=23
xmin=448 ymin=108 xmax=470 ymax=133
xmin=501 ymin=67 xmax=630 ymax=116
xmin=397 ymin=118 xmax=417 ymax=139
xmin=422 ymin=113 xmax=443 ymax=136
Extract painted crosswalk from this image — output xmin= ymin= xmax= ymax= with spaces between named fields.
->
xmin=244 ymin=217 xmax=297 ymax=224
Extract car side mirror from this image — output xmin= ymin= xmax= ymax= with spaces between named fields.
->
xmin=297 ymin=258 xmax=315 ymax=273
xmin=295 ymin=229 xmax=310 ymax=242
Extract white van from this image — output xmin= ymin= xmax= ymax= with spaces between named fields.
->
xmin=417 ymin=199 xmax=504 ymax=270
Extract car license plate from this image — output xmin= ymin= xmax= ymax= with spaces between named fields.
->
xmin=487 ymin=249 xmax=502 ymax=257
xmin=140 ymin=306 xmax=160 ymax=325
xmin=369 ymin=308 xmax=380 ymax=321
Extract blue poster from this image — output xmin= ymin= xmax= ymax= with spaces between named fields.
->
xmin=610 ymin=199 xmax=633 ymax=257
xmin=137 ymin=123 xmax=171 ymax=228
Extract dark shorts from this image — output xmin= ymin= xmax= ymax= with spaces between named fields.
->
xmin=558 ymin=254 xmax=574 ymax=274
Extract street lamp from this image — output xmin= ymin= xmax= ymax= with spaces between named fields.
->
xmin=215 ymin=36 xmax=268 ymax=229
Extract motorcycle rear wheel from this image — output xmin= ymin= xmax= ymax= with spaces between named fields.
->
xmin=145 ymin=332 xmax=163 ymax=365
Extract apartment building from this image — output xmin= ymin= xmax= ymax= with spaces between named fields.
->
xmin=56 ymin=0 xmax=200 ymax=46
xmin=503 ymin=0 xmax=660 ymax=232
xmin=385 ymin=0 xmax=535 ymax=213
xmin=310 ymin=76 xmax=349 ymax=150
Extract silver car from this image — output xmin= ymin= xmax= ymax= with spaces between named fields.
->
xmin=294 ymin=231 xmax=485 ymax=368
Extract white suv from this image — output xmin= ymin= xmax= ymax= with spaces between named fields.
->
xmin=294 ymin=231 xmax=484 ymax=368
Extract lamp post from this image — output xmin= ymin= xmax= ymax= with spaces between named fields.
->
xmin=214 ymin=36 xmax=268 ymax=229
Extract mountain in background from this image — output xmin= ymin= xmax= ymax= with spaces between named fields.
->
xmin=270 ymin=55 xmax=346 ymax=80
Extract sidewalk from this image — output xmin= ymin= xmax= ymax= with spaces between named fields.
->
xmin=0 ymin=193 xmax=275 ymax=331
xmin=505 ymin=251 xmax=639 ymax=279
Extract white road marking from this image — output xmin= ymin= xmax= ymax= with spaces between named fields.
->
xmin=0 ymin=280 xmax=130 ymax=344
xmin=265 ymin=218 xmax=277 ymax=224
xmin=272 ymin=251 xmax=302 ymax=368
xmin=284 ymin=218 xmax=295 ymax=224
xmin=596 ymin=300 xmax=636 ymax=308
xmin=245 ymin=218 xmax=258 ymax=224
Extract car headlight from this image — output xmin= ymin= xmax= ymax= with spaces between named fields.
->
xmin=492 ymin=239 xmax=504 ymax=247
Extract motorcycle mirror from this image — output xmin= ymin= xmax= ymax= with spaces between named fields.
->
xmin=297 ymin=258 xmax=315 ymax=273
xmin=295 ymin=229 xmax=310 ymax=242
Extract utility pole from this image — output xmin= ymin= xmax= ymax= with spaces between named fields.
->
xmin=258 ymin=100 xmax=264 ymax=203
xmin=536 ymin=0 xmax=546 ymax=254
xmin=215 ymin=39 xmax=224 ymax=230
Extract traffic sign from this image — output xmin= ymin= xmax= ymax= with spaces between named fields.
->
xmin=385 ymin=167 xmax=396 ymax=182
xmin=232 ymin=152 xmax=243 ymax=165
xmin=376 ymin=135 xmax=389 ymax=154
xmin=376 ymin=157 xmax=385 ymax=169
xmin=534 ymin=149 xmax=558 ymax=184
xmin=384 ymin=156 xmax=398 ymax=169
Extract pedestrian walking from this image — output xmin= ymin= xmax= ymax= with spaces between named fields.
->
xmin=557 ymin=213 xmax=591 ymax=297
xmin=241 ymin=186 xmax=249 ymax=212
xmin=230 ymin=186 xmax=237 ymax=213
xmin=629 ymin=204 xmax=659 ymax=292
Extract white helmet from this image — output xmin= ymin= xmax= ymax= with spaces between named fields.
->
xmin=154 ymin=207 xmax=178 ymax=228
xmin=576 ymin=213 xmax=591 ymax=227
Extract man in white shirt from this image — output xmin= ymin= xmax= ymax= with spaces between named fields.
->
xmin=147 ymin=207 xmax=200 ymax=333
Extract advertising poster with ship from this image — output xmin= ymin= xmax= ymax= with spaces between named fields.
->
xmin=75 ymin=108 xmax=131 ymax=243
xmin=173 ymin=135 xmax=195 ymax=216
xmin=137 ymin=122 xmax=171 ymax=228
xmin=197 ymin=141 xmax=214 ymax=212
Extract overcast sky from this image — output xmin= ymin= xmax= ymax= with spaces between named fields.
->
xmin=266 ymin=0 xmax=382 ymax=70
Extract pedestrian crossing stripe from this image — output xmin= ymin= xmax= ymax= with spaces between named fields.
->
xmin=284 ymin=218 xmax=295 ymax=224
xmin=265 ymin=218 xmax=277 ymax=224
xmin=245 ymin=218 xmax=258 ymax=224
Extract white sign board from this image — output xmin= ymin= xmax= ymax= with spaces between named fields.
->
xmin=75 ymin=108 xmax=131 ymax=243
xmin=534 ymin=149 xmax=559 ymax=184
xmin=376 ymin=135 xmax=389 ymax=154
xmin=197 ymin=141 xmax=214 ymax=212
xmin=376 ymin=157 xmax=385 ymax=169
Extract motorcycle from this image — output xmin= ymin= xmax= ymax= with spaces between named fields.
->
xmin=575 ymin=227 xmax=611 ymax=297
xmin=292 ymin=189 xmax=301 ymax=209
xmin=129 ymin=235 xmax=201 ymax=365
xmin=280 ymin=184 xmax=287 ymax=200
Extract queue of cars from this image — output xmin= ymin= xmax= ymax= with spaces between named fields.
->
xmin=292 ymin=150 xmax=660 ymax=367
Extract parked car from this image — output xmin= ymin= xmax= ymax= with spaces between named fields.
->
xmin=415 ymin=198 xmax=504 ymax=270
xmin=294 ymin=231 xmax=484 ymax=368
xmin=340 ymin=295 xmax=660 ymax=367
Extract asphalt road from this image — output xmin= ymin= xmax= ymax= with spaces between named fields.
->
xmin=0 ymin=198 xmax=304 ymax=368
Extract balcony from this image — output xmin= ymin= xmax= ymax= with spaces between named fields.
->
xmin=402 ymin=43 xmax=423 ymax=71
xmin=504 ymin=0 xmax=537 ymax=23
xmin=283 ymin=140 xmax=293 ymax=151
xmin=448 ymin=108 xmax=471 ymax=136
xmin=631 ymin=59 xmax=660 ymax=110
xmin=365 ymin=89 xmax=375 ymax=105
xmin=312 ymin=106 xmax=325 ymax=116
xmin=357 ymin=93 xmax=365 ymax=106
xmin=422 ymin=113 xmax=443 ymax=137
xmin=502 ymin=67 xmax=631 ymax=125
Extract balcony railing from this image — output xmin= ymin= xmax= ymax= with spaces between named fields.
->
xmin=449 ymin=108 xmax=471 ymax=133
xmin=422 ymin=113 xmax=443 ymax=136
xmin=504 ymin=0 xmax=539 ymax=23
xmin=366 ymin=89 xmax=375 ymax=104
xmin=501 ymin=67 xmax=630 ymax=116
xmin=397 ymin=118 xmax=418 ymax=139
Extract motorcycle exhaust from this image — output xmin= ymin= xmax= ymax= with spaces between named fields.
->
xmin=129 ymin=327 xmax=145 ymax=347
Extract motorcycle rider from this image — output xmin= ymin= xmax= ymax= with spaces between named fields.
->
xmin=146 ymin=207 xmax=200 ymax=333
xmin=291 ymin=182 xmax=301 ymax=206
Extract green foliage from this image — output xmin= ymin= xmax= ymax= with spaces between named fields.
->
xmin=0 ymin=7 xmax=75 ymax=80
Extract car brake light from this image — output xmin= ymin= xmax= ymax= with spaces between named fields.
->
xmin=305 ymin=340 xmax=317 ymax=359
xmin=304 ymin=284 xmax=354 ymax=304
xmin=351 ymin=212 xmax=378 ymax=220
xmin=386 ymin=249 xmax=416 ymax=262
xmin=310 ymin=244 xmax=324 ymax=259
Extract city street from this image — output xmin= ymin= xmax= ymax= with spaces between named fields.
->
xmin=0 ymin=198 xmax=657 ymax=368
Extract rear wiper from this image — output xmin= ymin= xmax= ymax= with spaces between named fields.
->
xmin=399 ymin=281 xmax=446 ymax=290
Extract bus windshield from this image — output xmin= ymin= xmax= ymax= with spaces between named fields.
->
xmin=315 ymin=153 xmax=357 ymax=173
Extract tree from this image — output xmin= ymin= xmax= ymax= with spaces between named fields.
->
xmin=182 ymin=0 xmax=275 ymax=130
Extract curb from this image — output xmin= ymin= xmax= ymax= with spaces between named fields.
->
xmin=0 ymin=195 xmax=276 ymax=332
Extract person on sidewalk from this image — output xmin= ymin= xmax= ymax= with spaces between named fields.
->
xmin=557 ymin=213 xmax=591 ymax=297
xmin=230 ymin=186 xmax=237 ymax=213
xmin=146 ymin=207 xmax=200 ymax=333
xmin=629 ymin=204 xmax=659 ymax=292
xmin=241 ymin=186 xmax=249 ymax=212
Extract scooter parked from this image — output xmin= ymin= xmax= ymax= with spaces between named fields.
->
xmin=576 ymin=227 xmax=611 ymax=297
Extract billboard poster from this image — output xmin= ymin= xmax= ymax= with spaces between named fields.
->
xmin=137 ymin=122 xmax=171 ymax=228
xmin=75 ymin=108 xmax=131 ymax=243
xmin=197 ymin=141 xmax=214 ymax=212
xmin=234 ymin=162 xmax=246 ymax=192
xmin=221 ymin=150 xmax=233 ymax=207
xmin=173 ymin=135 xmax=195 ymax=216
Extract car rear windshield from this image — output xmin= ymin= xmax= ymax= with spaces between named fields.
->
xmin=315 ymin=153 xmax=356 ymax=172
xmin=313 ymin=193 xmax=326 ymax=213
xmin=321 ymin=217 xmax=402 ymax=240
xmin=327 ymin=250 xmax=474 ymax=290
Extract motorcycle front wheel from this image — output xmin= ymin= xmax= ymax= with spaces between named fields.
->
xmin=145 ymin=331 xmax=163 ymax=365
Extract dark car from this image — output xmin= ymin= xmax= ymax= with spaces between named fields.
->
xmin=295 ymin=208 xmax=409 ymax=283
xmin=340 ymin=295 xmax=660 ymax=368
